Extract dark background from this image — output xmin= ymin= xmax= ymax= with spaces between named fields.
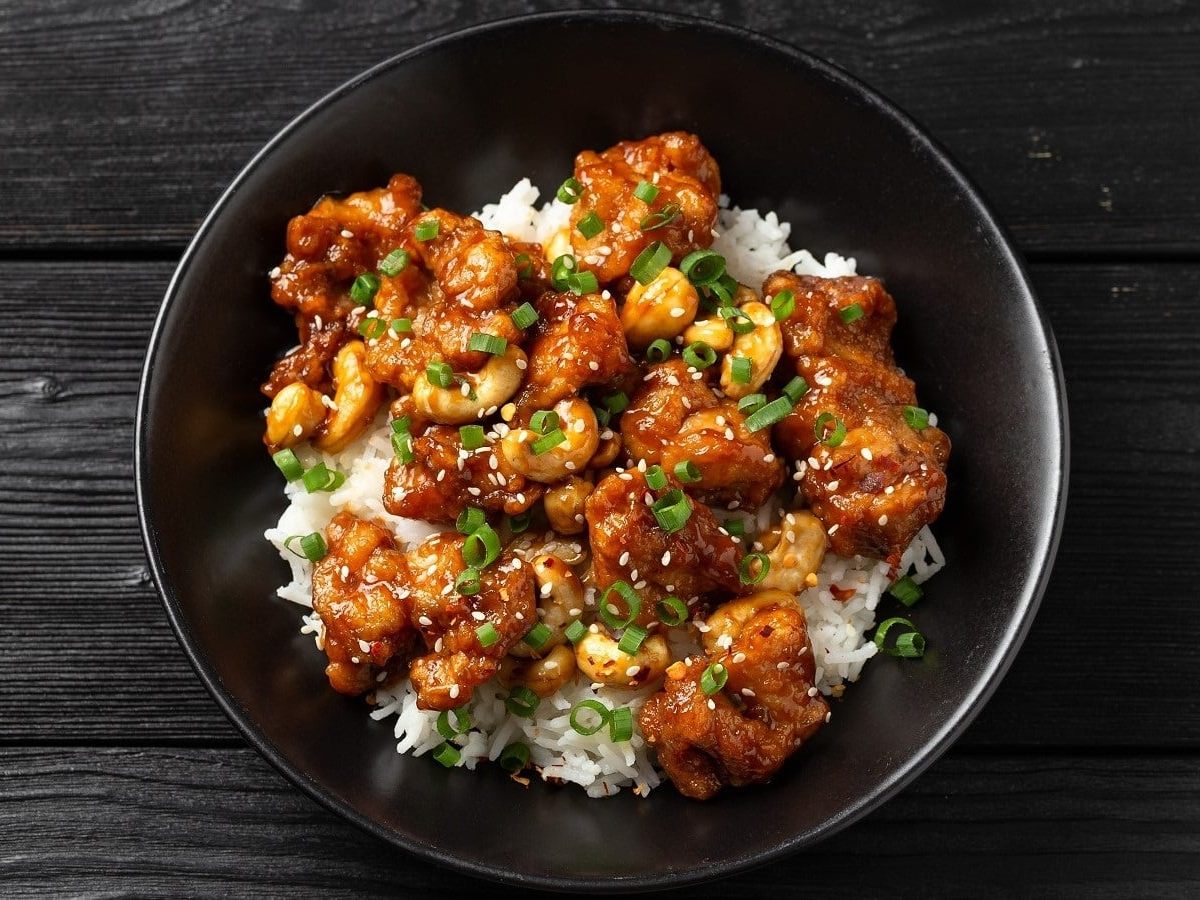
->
xmin=1 ymin=1 xmax=1198 ymax=896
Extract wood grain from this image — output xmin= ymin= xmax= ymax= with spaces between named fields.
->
xmin=0 ymin=746 xmax=1196 ymax=897
xmin=1 ymin=1 xmax=1197 ymax=254
xmin=0 ymin=259 xmax=1196 ymax=746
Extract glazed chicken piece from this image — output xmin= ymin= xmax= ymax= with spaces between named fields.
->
xmin=570 ymin=132 xmax=721 ymax=284
xmin=766 ymin=273 xmax=950 ymax=566
xmin=620 ymin=360 xmax=718 ymax=464
xmin=406 ymin=208 xmax=521 ymax=311
xmin=638 ymin=591 xmax=829 ymax=799
xmin=584 ymin=470 xmax=743 ymax=616
xmin=405 ymin=532 xmax=536 ymax=710
xmin=383 ymin=424 xmax=542 ymax=525
xmin=310 ymin=512 xmax=415 ymax=696
xmin=511 ymin=291 xmax=638 ymax=419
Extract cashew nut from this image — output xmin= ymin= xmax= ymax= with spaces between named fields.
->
xmin=702 ymin=589 xmax=799 ymax=655
xmin=543 ymin=226 xmax=571 ymax=264
xmin=760 ymin=510 xmax=827 ymax=594
xmin=588 ymin=431 xmax=622 ymax=469
xmin=543 ymin=477 xmax=594 ymax=535
xmin=266 ymin=381 xmax=327 ymax=449
xmin=411 ymin=345 xmax=527 ymax=425
xmin=509 ymin=553 xmax=581 ymax=658
xmin=720 ymin=301 xmax=782 ymax=399
xmin=313 ymin=341 xmax=384 ymax=454
xmin=499 ymin=398 xmax=599 ymax=483
xmin=575 ymin=628 xmax=670 ymax=687
xmin=498 ymin=644 xmax=576 ymax=697
xmin=682 ymin=315 xmax=734 ymax=352
xmin=620 ymin=266 xmax=699 ymax=349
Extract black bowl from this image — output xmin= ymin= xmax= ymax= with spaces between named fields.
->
xmin=136 ymin=10 xmax=1067 ymax=892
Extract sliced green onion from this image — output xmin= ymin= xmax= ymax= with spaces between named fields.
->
xmin=592 ymin=404 xmax=612 ymax=427
xmin=514 ymin=252 xmax=533 ymax=279
xmin=723 ymin=517 xmax=746 ymax=537
xmin=436 ymin=707 xmax=471 ymax=740
xmin=569 ymin=699 xmax=610 ymax=736
xmin=301 ymin=462 xmax=345 ymax=493
xmin=700 ymin=662 xmax=728 ymax=695
xmin=284 ymin=532 xmax=327 ymax=563
xmin=639 ymin=202 xmax=680 ymax=232
xmin=617 ymin=624 xmax=648 ymax=656
xmin=511 ymin=302 xmax=539 ymax=330
xmin=391 ymin=430 xmax=415 ymax=463
xmin=379 ymin=248 xmax=410 ymax=277
xmin=426 ymin=361 xmax=453 ymax=388
xmin=551 ymin=253 xmax=577 ymax=290
xmin=782 ymin=376 xmax=809 ymax=405
xmin=414 ymin=218 xmax=439 ymax=241
xmin=565 ymin=270 xmax=598 ymax=295
xmin=874 ymin=617 xmax=926 ymax=658
xmin=656 ymin=596 xmax=688 ymax=626
xmin=719 ymin=304 xmax=755 ymax=335
xmin=358 ymin=316 xmax=387 ymax=340
xmin=744 ymin=397 xmax=793 ymax=432
xmin=349 ymin=272 xmax=381 ymax=306
xmin=609 ymin=706 xmax=633 ymax=742
xmin=814 ymin=412 xmax=847 ymax=447
xmin=770 ymin=289 xmax=795 ymax=321
xmin=432 ymin=742 xmax=461 ymax=767
xmin=272 ymin=448 xmax=303 ymax=481
xmin=390 ymin=317 xmax=413 ymax=333
xmin=522 ymin=622 xmax=553 ymax=651
xmin=556 ymin=177 xmax=583 ymax=204
xmin=531 ymin=429 xmax=565 ymax=455
xmin=644 ymin=464 xmax=667 ymax=491
xmin=888 ymin=575 xmax=924 ymax=607
xmin=505 ymin=685 xmax=540 ymax=718
xmin=462 ymin=524 xmax=501 ymax=568
xmin=730 ymin=356 xmax=752 ymax=384
xmin=673 ymin=460 xmax=701 ymax=483
xmin=633 ymin=180 xmax=659 ymax=203
xmin=499 ymin=742 xmax=530 ymax=772
xmin=739 ymin=551 xmax=770 ymax=585
xmin=576 ymin=211 xmax=604 ymax=240
xmin=840 ymin=303 xmax=865 ymax=324
xmin=456 ymin=567 xmax=481 ymax=595
xmin=468 ymin=332 xmax=507 ymax=355
xmin=456 ymin=506 xmax=486 ymax=535
xmin=651 ymin=489 xmax=693 ymax=533
xmin=708 ymin=274 xmax=737 ymax=306
xmin=507 ymin=511 xmax=532 ymax=534
xmin=459 ymin=424 xmax=486 ymax=451
xmin=645 ymin=338 xmax=672 ymax=363
xmin=599 ymin=581 xmax=641 ymax=630
xmin=903 ymin=405 xmax=930 ymax=430
xmin=629 ymin=241 xmax=671 ymax=285
xmin=564 ymin=619 xmax=587 ymax=644
xmin=391 ymin=415 xmax=411 ymax=435
xmin=682 ymin=341 xmax=717 ymax=369
xmin=603 ymin=391 xmax=629 ymax=415
xmin=680 ymin=249 xmax=726 ymax=286
xmin=737 ymin=393 xmax=767 ymax=416
xmin=475 ymin=621 xmax=499 ymax=647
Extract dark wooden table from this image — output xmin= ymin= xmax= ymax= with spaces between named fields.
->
xmin=2 ymin=1 xmax=1198 ymax=896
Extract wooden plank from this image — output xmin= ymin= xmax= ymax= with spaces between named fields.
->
xmin=0 ymin=746 xmax=1196 ymax=897
xmin=1 ymin=2 xmax=1198 ymax=253
xmin=0 ymin=260 xmax=1196 ymax=745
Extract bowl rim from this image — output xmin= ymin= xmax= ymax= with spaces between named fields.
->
xmin=135 ymin=8 xmax=1069 ymax=892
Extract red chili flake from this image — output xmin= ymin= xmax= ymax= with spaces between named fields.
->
xmin=829 ymin=585 xmax=856 ymax=602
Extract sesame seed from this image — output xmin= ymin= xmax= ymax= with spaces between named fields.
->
xmin=340 ymin=229 xmax=354 ymax=238
xmin=669 ymin=307 xmax=685 ymax=318
xmin=418 ymin=615 xmax=433 ymax=626
xmin=827 ymin=480 xmax=840 ymax=491
xmin=292 ymin=423 xmax=302 ymax=437
xmin=625 ymin=664 xmax=642 ymax=678
xmin=661 ymin=550 xmax=671 ymax=565
xmin=707 ymin=698 xmax=716 ymax=710
xmin=878 ymin=514 xmax=889 ymax=526
xmin=762 ymin=453 xmax=775 ymax=463
xmin=619 ymin=551 xmax=630 ymax=566
xmin=515 ymin=358 xmax=527 ymax=370
xmin=732 ymin=652 xmax=747 ymax=664
xmin=449 ymin=685 xmax=460 ymax=699
xmin=269 ymin=266 xmax=281 ymax=279
xmin=828 ymin=524 xmax=840 ymax=535
xmin=471 ymin=611 xmax=486 ymax=621
xmin=861 ymin=447 xmax=873 ymax=460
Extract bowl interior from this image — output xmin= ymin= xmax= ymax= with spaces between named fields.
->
xmin=138 ymin=12 xmax=1065 ymax=891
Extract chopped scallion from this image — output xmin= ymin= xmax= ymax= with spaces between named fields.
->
xmin=436 ymin=708 xmax=471 ymax=740
xmin=475 ymin=621 xmax=500 ymax=647
xmin=638 ymin=202 xmax=680 ymax=232
xmin=739 ymin=551 xmax=770 ymax=585
xmin=556 ymin=177 xmax=583 ymax=204
xmin=564 ymin=619 xmax=587 ymax=644
xmin=682 ymin=341 xmax=717 ymax=370
xmin=459 ymin=425 xmax=486 ymax=451
xmin=633 ymin=180 xmax=659 ymax=203
xmin=456 ymin=506 xmax=486 ymax=535
xmin=645 ymin=338 xmax=672 ymax=363
xmin=888 ymin=575 xmax=923 ymax=607
xmin=358 ymin=316 xmax=387 ymax=340
xmin=645 ymin=464 xmax=667 ymax=491
xmin=840 ymin=303 xmax=865 ymax=324
xmin=629 ymin=241 xmax=671 ymax=285
xmin=744 ymin=397 xmax=793 ymax=432
xmin=390 ymin=317 xmax=413 ymax=333
xmin=814 ymin=412 xmax=847 ymax=447
xmin=522 ymin=622 xmax=552 ymax=651
xmin=432 ymin=742 xmax=461 ymax=767
xmin=456 ymin=567 xmax=481 ymax=595
xmin=426 ymin=361 xmax=453 ymax=388
xmin=284 ymin=532 xmax=327 ymax=562
xmin=730 ymin=356 xmax=752 ymax=384
xmin=609 ymin=706 xmax=633 ymax=741
xmin=413 ymin=218 xmax=439 ymax=241
xmin=498 ymin=742 xmax=530 ymax=772
xmin=874 ymin=616 xmax=926 ymax=658
xmin=599 ymin=581 xmax=641 ymax=630
xmin=782 ymin=376 xmax=808 ymax=405
xmin=736 ymin=393 xmax=767 ymax=416
xmin=350 ymin=272 xmax=381 ymax=306
xmin=505 ymin=686 xmax=540 ymax=718
xmin=673 ymin=460 xmax=701 ymax=483
xmin=700 ymin=662 xmax=728 ymax=695
xmin=656 ymin=596 xmax=688 ymax=626
xmin=462 ymin=524 xmax=501 ymax=568
xmin=576 ymin=211 xmax=604 ymax=240
xmin=570 ymin=699 xmax=610 ymax=735
xmin=551 ymin=253 xmax=577 ymax=290
xmin=651 ymin=489 xmax=692 ymax=533
xmin=617 ymin=624 xmax=648 ymax=656
xmin=272 ymin=448 xmax=303 ymax=481
xmin=511 ymin=302 xmax=539 ymax=329
xmin=770 ymin=289 xmax=795 ymax=321
xmin=467 ymin=332 xmax=507 ymax=355
xmin=903 ymin=405 xmax=930 ymax=430
xmin=565 ymin=270 xmax=599 ymax=295
xmin=531 ymin=429 xmax=565 ymax=455
xmin=680 ymin=249 xmax=726 ymax=286
xmin=379 ymin=248 xmax=410 ymax=277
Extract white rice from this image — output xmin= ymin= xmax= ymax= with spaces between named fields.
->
xmin=266 ymin=179 xmax=944 ymax=797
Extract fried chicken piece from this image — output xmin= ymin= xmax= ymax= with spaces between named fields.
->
xmin=661 ymin=401 xmax=784 ymax=511
xmin=638 ymin=592 xmax=828 ymax=799
xmin=620 ymin=359 xmax=718 ymax=464
xmin=570 ymin=132 xmax=721 ymax=284
xmin=511 ymin=291 xmax=638 ymax=419
xmin=406 ymin=208 xmax=521 ymax=311
xmin=262 ymin=319 xmax=346 ymax=397
xmin=584 ymin=470 xmax=743 ymax=616
xmin=310 ymin=512 xmax=415 ymax=696
xmin=383 ymin=425 xmax=542 ymax=525
xmin=405 ymin=533 xmax=536 ymax=710
xmin=766 ymin=272 xmax=950 ymax=566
